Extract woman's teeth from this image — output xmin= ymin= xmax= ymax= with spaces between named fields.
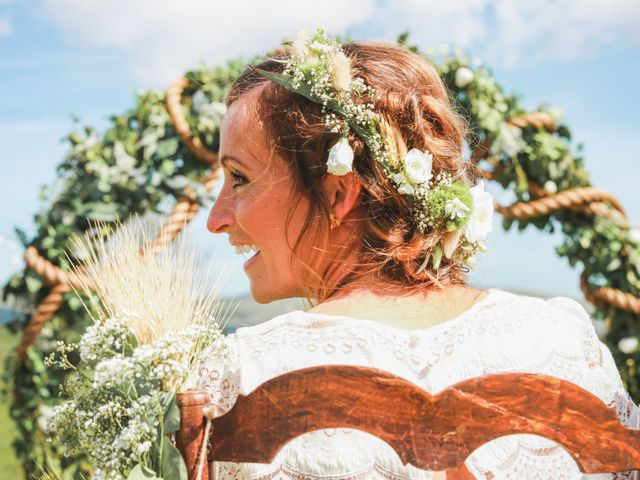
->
xmin=235 ymin=244 xmax=260 ymax=257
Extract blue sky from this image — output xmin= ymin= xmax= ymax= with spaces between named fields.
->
xmin=0 ymin=0 xmax=639 ymax=300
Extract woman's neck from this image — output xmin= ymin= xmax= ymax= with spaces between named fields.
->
xmin=307 ymin=285 xmax=489 ymax=330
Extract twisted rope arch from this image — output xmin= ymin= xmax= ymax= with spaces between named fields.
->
xmin=16 ymin=77 xmax=220 ymax=361
xmin=15 ymin=77 xmax=640 ymax=362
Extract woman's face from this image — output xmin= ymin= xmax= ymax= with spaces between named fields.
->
xmin=207 ymin=94 xmax=314 ymax=303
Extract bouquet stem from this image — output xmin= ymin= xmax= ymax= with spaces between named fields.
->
xmin=176 ymin=391 xmax=213 ymax=480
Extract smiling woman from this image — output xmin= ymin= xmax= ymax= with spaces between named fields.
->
xmin=208 ymin=36 xmax=486 ymax=308
xmin=198 ymin=31 xmax=638 ymax=479
xmin=208 ymin=92 xmax=316 ymax=303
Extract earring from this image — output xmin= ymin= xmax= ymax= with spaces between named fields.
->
xmin=330 ymin=211 xmax=340 ymax=229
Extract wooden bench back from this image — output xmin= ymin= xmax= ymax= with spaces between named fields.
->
xmin=177 ymin=365 xmax=640 ymax=480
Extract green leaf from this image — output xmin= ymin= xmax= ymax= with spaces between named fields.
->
xmin=82 ymin=202 xmax=120 ymax=221
xmin=432 ymin=244 xmax=443 ymax=270
xmin=156 ymin=137 xmax=179 ymax=158
xmin=25 ymin=275 xmax=43 ymax=293
xmin=127 ymin=463 xmax=162 ymax=480
xmin=14 ymin=227 xmax=29 ymax=247
xmin=253 ymin=68 xmax=315 ymax=103
xmin=67 ymin=295 xmax=83 ymax=311
xmin=161 ymin=392 xmax=180 ymax=433
xmin=502 ymin=216 xmax=514 ymax=232
xmin=161 ymin=438 xmax=188 ymax=480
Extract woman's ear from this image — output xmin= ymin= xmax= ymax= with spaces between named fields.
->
xmin=321 ymin=173 xmax=362 ymax=223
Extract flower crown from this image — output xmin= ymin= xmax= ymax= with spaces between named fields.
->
xmin=255 ymin=29 xmax=493 ymax=270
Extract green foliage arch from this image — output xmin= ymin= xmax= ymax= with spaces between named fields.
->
xmin=3 ymin=37 xmax=639 ymax=478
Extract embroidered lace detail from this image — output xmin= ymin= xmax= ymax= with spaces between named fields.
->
xmin=196 ymin=289 xmax=639 ymax=479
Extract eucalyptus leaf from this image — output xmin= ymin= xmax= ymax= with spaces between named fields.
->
xmin=161 ymin=438 xmax=188 ymax=480
xmin=127 ymin=463 xmax=162 ymax=480
xmin=156 ymin=137 xmax=179 ymax=159
xmin=161 ymin=392 xmax=180 ymax=433
xmin=253 ymin=68 xmax=315 ymax=102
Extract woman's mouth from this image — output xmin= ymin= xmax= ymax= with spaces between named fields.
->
xmin=235 ymin=244 xmax=261 ymax=270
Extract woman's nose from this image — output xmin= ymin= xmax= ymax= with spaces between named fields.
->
xmin=207 ymin=192 xmax=233 ymax=234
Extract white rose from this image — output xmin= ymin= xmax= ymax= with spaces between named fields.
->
xmin=543 ymin=180 xmax=558 ymax=194
xmin=464 ymin=181 xmax=494 ymax=243
xmin=455 ymin=67 xmax=474 ymax=88
xmin=326 ymin=137 xmax=354 ymax=176
xmin=618 ymin=336 xmax=639 ymax=354
xmin=332 ymin=51 xmax=352 ymax=92
xmin=403 ymin=148 xmax=433 ymax=184
xmin=629 ymin=228 xmax=640 ymax=243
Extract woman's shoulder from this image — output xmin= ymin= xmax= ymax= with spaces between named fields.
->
xmin=456 ymin=289 xmax=601 ymax=360
xmin=228 ymin=288 xmax=598 ymax=353
xmin=463 ymin=288 xmax=598 ymax=339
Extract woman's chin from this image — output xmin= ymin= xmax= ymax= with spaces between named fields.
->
xmin=249 ymin=281 xmax=299 ymax=305
xmin=249 ymin=281 xmax=276 ymax=304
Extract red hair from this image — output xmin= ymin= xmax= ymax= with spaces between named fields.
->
xmin=226 ymin=41 xmax=480 ymax=301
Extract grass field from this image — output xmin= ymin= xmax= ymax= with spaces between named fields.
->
xmin=0 ymin=326 xmax=25 ymax=479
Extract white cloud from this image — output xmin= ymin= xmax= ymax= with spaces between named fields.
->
xmin=0 ymin=16 xmax=11 ymax=37
xmin=366 ymin=0 xmax=640 ymax=68
xmin=40 ymin=0 xmax=376 ymax=87
xmin=39 ymin=0 xmax=640 ymax=85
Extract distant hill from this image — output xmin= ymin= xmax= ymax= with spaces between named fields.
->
xmin=220 ymin=287 xmax=590 ymax=333
xmin=221 ymin=296 xmax=307 ymax=333
xmin=0 ymin=287 xmax=591 ymax=332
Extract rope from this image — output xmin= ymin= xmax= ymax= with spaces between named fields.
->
xmin=16 ymin=85 xmax=639 ymax=364
xmin=484 ymin=110 xmax=637 ymax=316
xmin=15 ymin=283 xmax=70 ymax=361
xmin=15 ymin=76 xmax=221 ymax=362
xmin=165 ymin=77 xmax=219 ymax=166
xmin=581 ymin=271 xmax=640 ymax=315
xmin=497 ymin=186 xmax=627 ymax=224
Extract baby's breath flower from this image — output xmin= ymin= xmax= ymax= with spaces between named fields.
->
xmin=258 ymin=28 xmax=496 ymax=266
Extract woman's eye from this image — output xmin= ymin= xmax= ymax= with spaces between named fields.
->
xmin=230 ymin=170 xmax=248 ymax=189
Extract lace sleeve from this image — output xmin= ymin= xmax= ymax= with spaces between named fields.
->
xmin=464 ymin=296 xmax=639 ymax=480
xmin=192 ymin=333 xmax=241 ymax=416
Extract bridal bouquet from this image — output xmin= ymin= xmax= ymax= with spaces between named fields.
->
xmin=44 ymin=220 xmax=227 ymax=480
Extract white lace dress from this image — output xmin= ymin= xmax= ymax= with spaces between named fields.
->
xmin=196 ymin=288 xmax=639 ymax=479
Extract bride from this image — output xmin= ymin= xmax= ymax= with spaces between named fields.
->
xmin=200 ymin=30 xmax=637 ymax=479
